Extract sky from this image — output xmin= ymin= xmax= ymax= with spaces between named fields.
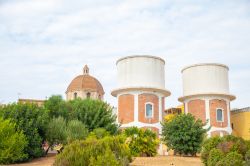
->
xmin=0 ymin=0 xmax=249 ymax=109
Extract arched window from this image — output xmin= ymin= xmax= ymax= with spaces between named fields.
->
xmin=86 ymin=92 xmax=91 ymax=98
xmin=74 ymin=92 xmax=77 ymax=99
xmin=145 ymin=103 xmax=153 ymax=118
xmin=216 ymin=108 xmax=223 ymax=122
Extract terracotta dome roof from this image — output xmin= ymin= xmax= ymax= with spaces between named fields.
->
xmin=66 ymin=65 xmax=104 ymax=95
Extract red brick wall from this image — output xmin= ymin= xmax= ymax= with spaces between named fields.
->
xmin=118 ymin=94 xmax=134 ymax=124
xmin=209 ymin=99 xmax=228 ymax=128
xmin=138 ymin=93 xmax=159 ymax=123
xmin=187 ymin=99 xmax=206 ymax=123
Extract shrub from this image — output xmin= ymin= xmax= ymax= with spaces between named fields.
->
xmin=66 ymin=119 xmax=88 ymax=143
xmin=201 ymin=135 xmax=250 ymax=166
xmin=207 ymin=148 xmax=224 ymax=166
xmin=0 ymin=118 xmax=28 ymax=164
xmin=45 ymin=117 xmax=67 ymax=149
xmin=245 ymin=149 xmax=250 ymax=161
xmin=124 ymin=127 xmax=159 ymax=157
xmin=54 ymin=136 xmax=131 ymax=166
xmin=162 ymin=113 xmax=207 ymax=156
xmin=0 ymin=103 xmax=49 ymax=159
xmin=88 ymin=128 xmax=110 ymax=139
xmin=216 ymin=151 xmax=244 ymax=166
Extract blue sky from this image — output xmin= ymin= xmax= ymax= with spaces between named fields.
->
xmin=0 ymin=0 xmax=249 ymax=109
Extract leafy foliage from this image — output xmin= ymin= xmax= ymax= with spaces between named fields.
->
xmin=88 ymin=128 xmax=110 ymax=139
xmin=216 ymin=151 xmax=244 ymax=166
xmin=66 ymin=119 xmax=88 ymax=143
xmin=201 ymin=135 xmax=250 ymax=166
xmin=45 ymin=117 xmax=89 ymax=149
xmin=162 ymin=113 xmax=207 ymax=156
xmin=0 ymin=103 xmax=49 ymax=159
xmin=0 ymin=118 xmax=28 ymax=164
xmin=207 ymin=148 xmax=224 ymax=166
xmin=68 ymin=99 xmax=119 ymax=134
xmin=44 ymin=95 xmax=69 ymax=119
xmin=123 ymin=127 xmax=159 ymax=157
xmin=54 ymin=136 xmax=132 ymax=166
xmin=45 ymin=116 xmax=67 ymax=147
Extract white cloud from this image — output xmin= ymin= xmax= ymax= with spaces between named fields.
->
xmin=0 ymin=0 xmax=249 ymax=108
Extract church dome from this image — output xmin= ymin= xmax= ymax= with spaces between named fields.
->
xmin=66 ymin=65 xmax=104 ymax=95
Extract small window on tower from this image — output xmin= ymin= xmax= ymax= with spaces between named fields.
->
xmin=74 ymin=92 xmax=77 ymax=99
xmin=145 ymin=103 xmax=153 ymax=118
xmin=87 ymin=92 xmax=91 ymax=98
xmin=216 ymin=108 xmax=223 ymax=122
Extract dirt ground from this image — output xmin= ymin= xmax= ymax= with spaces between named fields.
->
xmin=8 ymin=154 xmax=56 ymax=166
xmin=131 ymin=156 xmax=203 ymax=166
xmin=8 ymin=155 xmax=203 ymax=166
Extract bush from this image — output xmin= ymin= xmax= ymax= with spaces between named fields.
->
xmin=207 ymin=148 xmax=224 ymax=166
xmin=245 ymin=149 xmax=250 ymax=161
xmin=201 ymin=135 xmax=250 ymax=166
xmin=45 ymin=117 xmax=67 ymax=148
xmin=0 ymin=103 xmax=49 ymax=159
xmin=66 ymin=119 xmax=88 ymax=143
xmin=45 ymin=117 xmax=89 ymax=153
xmin=216 ymin=151 xmax=244 ymax=166
xmin=162 ymin=113 xmax=207 ymax=156
xmin=0 ymin=118 xmax=28 ymax=164
xmin=123 ymin=127 xmax=159 ymax=157
xmin=88 ymin=128 xmax=110 ymax=139
xmin=201 ymin=136 xmax=223 ymax=165
xmin=54 ymin=136 xmax=131 ymax=166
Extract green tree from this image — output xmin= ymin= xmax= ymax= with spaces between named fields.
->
xmin=69 ymin=99 xmax=119 ymax=134
xmin=0 ymin=118 xmax=28 ymax=164
xmin=162 ymin=113 xmax=207 ymax=156
xmin=0 ymin=103 xmax=49 ymax=159
xmin=124 ymin=127 xmax=159 ymax=157
xmin=45 ymin=116 xmax=67 ymax=152
xmin=66 ymin=119 xmax=88 ymax=143
xmin=44 ymin=95 xmax=69 ymax=119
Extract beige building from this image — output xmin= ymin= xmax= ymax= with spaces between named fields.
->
xmin=18 ymin=98 xmax=45 ymax=107
xmin=66 ymin=65 xmax=104 ymax=100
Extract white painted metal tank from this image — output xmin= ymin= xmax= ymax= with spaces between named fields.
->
xmin=179 ymin=63 xmax=235 ymax=101
xmin=111 ymin=55 xmax=170 ymax=97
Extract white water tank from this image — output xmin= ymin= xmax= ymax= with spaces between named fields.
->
xmin=117 ymin=55 xmax=165 ymax=88
xmin=179 ymin=63 xmax=235 ymax=101
xmin=112 ymin=55 xmax=170 ymax=97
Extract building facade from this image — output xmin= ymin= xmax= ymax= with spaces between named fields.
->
xmin=66 ymin=65 xmax=104 ymax=101
xmin=178 ymin=63 xmax=236 ymax=137
xmin=231 ymin=107 xmax=250 ymax=140
xmin=111 ymin=55 xmax=171 ymax=135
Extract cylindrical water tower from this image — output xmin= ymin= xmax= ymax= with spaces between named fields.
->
xmin=111 ymin=55 xmax=171 ymax=136
xmin=178 ymin=63 xmax=236 ymax=137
